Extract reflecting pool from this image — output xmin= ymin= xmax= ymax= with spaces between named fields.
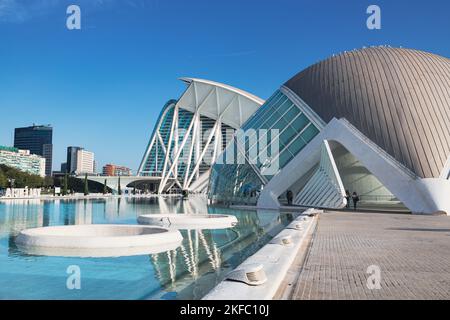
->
xmin=0 ymin=196 xmax=298 ymax=300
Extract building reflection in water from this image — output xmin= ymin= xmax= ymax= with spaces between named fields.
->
xmin=0 ymin=195 xmax=296 ymax=298
xmin=147 ymin=208 xmax=295 ymax=300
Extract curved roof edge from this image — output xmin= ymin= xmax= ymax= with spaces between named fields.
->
xmin=179 ymin=77 xmax=265 ymax=105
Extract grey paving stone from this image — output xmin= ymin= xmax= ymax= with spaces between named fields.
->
xmin=292 ymin=211 xmax=450 ymax=300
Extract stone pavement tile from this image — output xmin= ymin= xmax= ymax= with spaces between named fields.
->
xmin=292 ymin=212 xmax=450 ymax=300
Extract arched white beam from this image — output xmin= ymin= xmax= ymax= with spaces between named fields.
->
xmin=258 ymin=118 xmax=450 ymax=215
xmin=137 ymin=100 xmax=177 ymax=174
xmin=138 ymin=78 xmax=264 ymax=194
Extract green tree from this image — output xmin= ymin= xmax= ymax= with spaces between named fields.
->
xmin=43 ymin=176 xmax=54 ymax=187
xmin=0 ymin=171 xmax=7 ymax=188
xmin=62 ymin=174 xmax=68 ymax=196
xmin=84 ymin=174 xmax=89 ymax=196
xmin=0 ymin=164 xmax=44 ymax=188
xmin=103 ymin=179 xmax=108 ymax=195
xmin=117 ymin=176 xmax=122 ymax=196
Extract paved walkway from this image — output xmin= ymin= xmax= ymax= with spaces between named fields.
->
xmin=292 ymin=211 xmax=450 ymax=299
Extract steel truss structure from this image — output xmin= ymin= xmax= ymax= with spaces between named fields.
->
xmin=137 ymin=78 xmax=264 ymax=194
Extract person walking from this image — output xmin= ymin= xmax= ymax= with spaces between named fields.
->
xmin=286 ymin=190 xmax=293 ymax=206
xmin=352 ymin=192 xmax=359 ymax=210
xmin=345 ymin=190 xmax=350 ymax=208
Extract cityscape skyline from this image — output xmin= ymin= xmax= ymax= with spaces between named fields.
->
xmin=1 ymin=0 xmax=450 ymax=172
xmin=0 ymin=0 xmax=449 ymax=304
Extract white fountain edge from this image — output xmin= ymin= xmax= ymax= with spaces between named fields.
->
xmin=16 ymin=224 xmax=183 ymax=249
xmin=137 ymin=214 xmax=238 ymax=226
xmin=202 ymin=211 xmax=319 ymax=300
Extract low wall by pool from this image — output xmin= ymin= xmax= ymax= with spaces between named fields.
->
xmin=203 ymin=210 xmax=319 ymax=300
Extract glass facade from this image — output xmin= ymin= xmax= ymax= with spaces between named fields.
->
xmin=208 ymin=90 xmax=320 ymax=204
xmin=139 ymin=100 xmax=235 ymax=186
xmin=140 ymin=100 xmax=180 ymax=177
xmin=14 ymin=125 xmax=53 ymax=176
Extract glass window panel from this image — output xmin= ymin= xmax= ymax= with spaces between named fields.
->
xmin=248 ymin=144 xmax=258 ymax=164
xmin=279 ymin=150 xmax=294 ymax=168
xmin=248 ymin=129 xmax=267 ymax=151
xmin=279 ymin=126 xmax=296 ymax=146
xmin=272 ymin=117 xmax=288 ymax=131
xmin=250 ymin=93 xmax=283 ymax=129
xmin=291 ymin=113 xmax=309 ymax=132
xmin=288 ymin=135 xmax=306 ymax=156
xmin=272 ymin=95 xmax=288 ymax=110
xmin=284 ymin=106 xmax=300 ymax=121
xmin=244 ymin=91 xmax=280 ymax=128
xmin=262 ymin=111 xmax=281 ymax=129
xmin=301 ymin=125 xmax=319 ymax=143
xmin=276 ymin=101 xmax=292 ymax=116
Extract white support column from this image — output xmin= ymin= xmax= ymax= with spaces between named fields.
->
xmin=186 ymin=120 xmax=220 ymax=188
xmin=183 ymin=113 xmax=200 ymax=189
xmin=160 ymin=114 xmax=197 ymax=190
xmin=211 ymin=120 xmax=222 ymax=164
xmin=195 ymin=116 xmax=201 ymax=180
xmin=159 ymin=105 xmax=178 ymax=194
xmin=156 ymin=131 xmax=177 ymax=177
xmin=173 ymin=108 xmax=179 ymax=178
xmin=155 ymin=138 xmax=158 ymax=173
xmin=137 ymin=134 xmax=156 ymax=175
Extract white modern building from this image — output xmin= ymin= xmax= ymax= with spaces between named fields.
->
xmin=137 ymin=78 xmax=264 ymax=194
xmin=208 ymin=47 xmax=450 ymax=215
xmin=0 ymin=145 xmax=46 ymax=177
xmin=76 ymin=149 xmax=95 ymax=175
xmin=66 ymin=146 xmax=95 ymax=175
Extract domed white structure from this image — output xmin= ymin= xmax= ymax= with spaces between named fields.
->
xmin=209 ymin=47 xmax=450 ymax=215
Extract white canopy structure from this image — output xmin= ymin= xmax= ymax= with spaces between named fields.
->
xmin=137 ymin=78 xmax=264 ymax=194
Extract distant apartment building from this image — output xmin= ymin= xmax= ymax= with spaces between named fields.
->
xmin=66 ymin=146 xmax=95 ymax=175
xmin=0 ymin=145 xmax=46 ymax=177
xmin=66 ymin=146 xmax=82 ymax=173
xmin=77 ymin=149 xmax=94 ymax=174
xmin=102 ymin=164 xmax=132 ymax=176
xmin=14 ymin=125 xmax=53 ymax=176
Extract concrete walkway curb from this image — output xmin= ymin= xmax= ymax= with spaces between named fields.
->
xmin=203 ymin=213 xmax=318 ymax=300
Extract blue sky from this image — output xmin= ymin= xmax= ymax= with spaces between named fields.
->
xmin=0 ymin=0 xmax=449 ymax=172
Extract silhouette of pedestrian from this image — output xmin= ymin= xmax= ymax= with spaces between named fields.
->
xmin=345 ymin=190 xmax=350 ymax=208
xmin=286 ymin=190 xmax=293 ymax=206
xmin=352 ymin=192 xmax=359 ymax=210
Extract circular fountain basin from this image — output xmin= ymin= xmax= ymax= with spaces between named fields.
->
xmin=15 ymin=224 xmax=182 ymax=257
xmin=137 ymin=214 xmax=238 ymax=230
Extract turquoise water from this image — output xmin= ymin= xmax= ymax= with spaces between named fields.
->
xmin=0 ymin=196 xmax=296 ymax=300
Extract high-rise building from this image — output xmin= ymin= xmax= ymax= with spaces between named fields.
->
xmin=14 ymin=125 xmax=53 ymax=176
xmin=103 ymin=164 xmax=132 ymax=176
xmin=76 ymin=149 xmax=94 ymax=174
xmin=67 ymin=146 xmax=82 ymax=174
xmin=66 ymin=147 xmax=94 ymax=175
xmin=0 ymin=145 xmax=46 ymax=177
